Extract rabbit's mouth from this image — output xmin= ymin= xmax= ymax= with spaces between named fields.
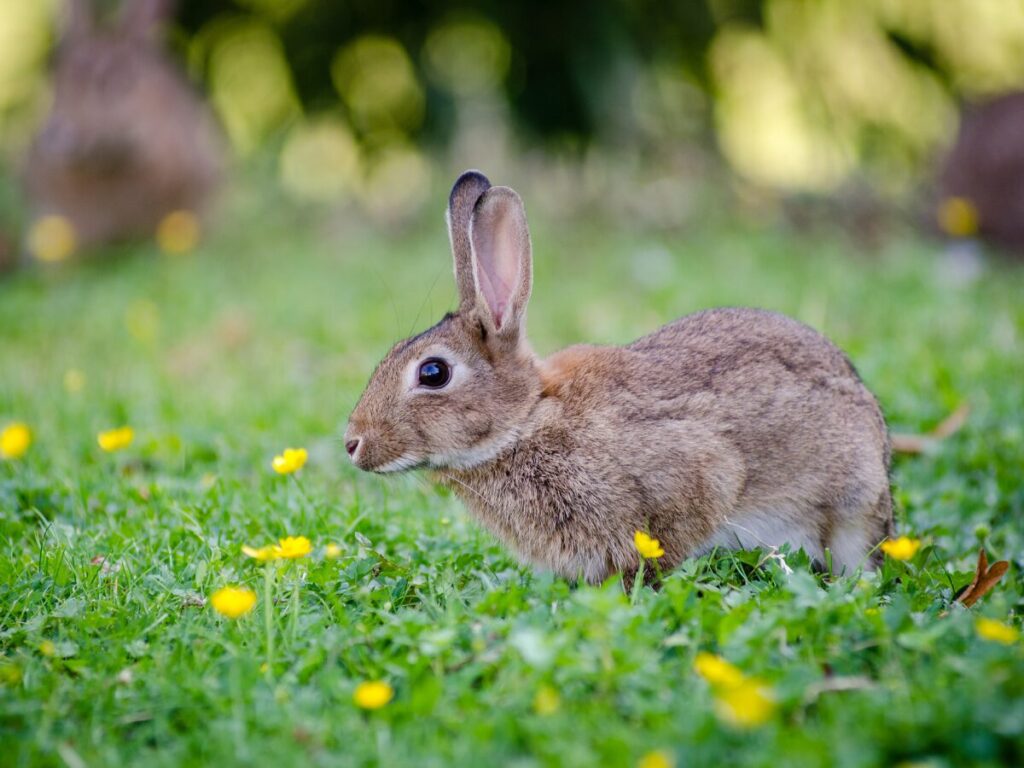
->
xmin=346 ymin=436 xmax=425 ymax=474
xmin=371 ymin=455 xmax=427 ymax=474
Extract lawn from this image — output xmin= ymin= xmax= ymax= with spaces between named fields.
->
xmin=1 ymin=182 xmax=1022 ymax=767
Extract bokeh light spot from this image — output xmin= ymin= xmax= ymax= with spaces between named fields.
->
xmin=424 ymin=17 xmax=511 ymax=96
xmin=331 ymin=36 xmax=424 ymax=133
xmin=279 ymin=116 xmax=361 ymax=202
xmin=28 ymin=215 xmax=77 ymax=263
xmin=358 ymin=143 xmax=433 ymax=221
xmin=938 ymin=196 xmax=979 ymax=238
xmin=204 ymin=18 xmax=300 ymax=154
xmin=156 ymin=210 xmax=201 ymax=255
xmin=125 ymin=299 xmax=161 ymax=344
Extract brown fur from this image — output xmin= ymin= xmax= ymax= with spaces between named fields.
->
xmin=346 ymin=171 xmax=894 ymax=583
xmin=23 ymin=0 xmax=222 ymax=247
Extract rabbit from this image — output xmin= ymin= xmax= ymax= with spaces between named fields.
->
xmin=938 ymin=91 xmax=1024 ymax=256
xmin=345 ymin=171 xmax=894 ymax=584
xmin=22 ymin=0 xmax=222 ymax=249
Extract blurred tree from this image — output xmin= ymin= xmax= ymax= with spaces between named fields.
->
xmin=3 ymin=0 xmax=1024 ymax=210
xmin=177 ymin=0 xmax=731 ymax=146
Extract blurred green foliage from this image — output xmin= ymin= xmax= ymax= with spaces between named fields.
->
xmin=1 ymin=0 xmax=1024 ymax=220
xmin=173 ymin=0 xmax=1024 ymax=190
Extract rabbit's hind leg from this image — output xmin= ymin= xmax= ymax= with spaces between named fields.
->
xmin=826 ymin=487 xmax=893 ymax=574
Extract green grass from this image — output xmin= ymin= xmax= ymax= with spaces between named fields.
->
xmin=1 ymin=184 xmax=1023 ymax=767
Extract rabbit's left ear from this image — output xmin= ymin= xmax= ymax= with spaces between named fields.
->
xmin=120 ymin=0 xmax=174 ymax=39
xmin=447 ymin=170 xmax=491 ymax=311
xmin=469 ymin=186 xmax=532 ymax=340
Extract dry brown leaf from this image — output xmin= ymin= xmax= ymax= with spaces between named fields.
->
xmin=892 ymin=403 xmax=970 ymax=455
xmin=955 ymin=549 xmax=1010 ymax=608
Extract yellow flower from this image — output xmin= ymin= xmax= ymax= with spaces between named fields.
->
xmin=124 ymin=300 xmax=160 ymax=343
xmin=937 ymin=196 xmax=979 ymax=238
xmin=242 ymin=545 xmax=278 ymax=562
xmin=210 ymin=586 xmax=257 ymax=619
xmin=156 ymin=210 xmax=201 ymax=255
xmin=533 ymin=685 xmax=560 ymax=715
xmin=325 ymin=543 xmax=342 ymax=559
xmin=272 ymin=447 xmax=308 ymax=474
xmin=694 ymin=651 xmax=776 ymax=728
xmin=976 ymin=618 xmax=1019 ymax=646
xmin=0 ymin=663 xmax=23 ymax=685
xmin=637 ymin=750 xmax=675 ymax=768
xmin=1 ymin=422 xmax=32 ymax=460
xmin=880 ymin=536 xmax=921 ymax=561
xmin=63 ymin=369 xmax=86 ymax=394
xmin=693 ymin=652 xmax=745 ymax=688
xmin=97 ymin=426 xmax=134 ymax=452
xmin=28 ymin=215 xmax=77 ymax=262
xmin=38 ymin=640 xmax=56 ymax=657
xmin=274 ymin=536 xmax=312 ymax=559
xmin=713 ymin=678 xmax=777 ymax=728
xmin=353 ymin=680 xmax=394 ymax=710
xmin=634 ymin=530 xmax=665 ymax=559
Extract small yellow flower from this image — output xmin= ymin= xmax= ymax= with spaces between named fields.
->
xmin=242 ymin=545 xmax=278 ymax=562
xmin=325 ymin=543 xmax=342 ymax=559
xmin=976 ymin=618 xmax=1019 ymax=646
xmin=210 ymin=586 xmax=257 ymax=619
xmin=533 ymin=685 xmax=560 ymax=715
xmin=713 ymin=678 xmax=777 ymax=728
xmin=124 ymin=299 xmax=160 ymax=343
xmin=39 ymin=640 xmax=56 ymax=657
xmin=0 ymin=663 xmax=23 ymax=685
xmin=937 ymin=196 xmax=979 ymax=238
xmin=97 ymin=426 xmax=134 ymax=452
xmin=353 ymin=680 xmax=394 ymax=710
xmin=274 ymin=536 xmax=312 ymax=559
xmin=28 ymin=215 xmax=76 ymax=262
xmin=634 ymin=530 xmax=665 ymax=559
xmin=880 ymin=536 xmax=921 ymax=561
xmin=272 ymin=447 xmax=308 ymax=474
xmin=637 ymin=750 xmax=675 ymax=768
xmin=156 ymin=210 xmax=201 ymax=255
xmin=63 ymin=369 xmax=86 ymax=394
xmin=1 ymin=422 xmax=32 ymax=460
xmin=693 ymin=651 xmax=745 ymax=688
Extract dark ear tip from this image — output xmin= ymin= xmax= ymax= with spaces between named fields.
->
xmin=471 ymin=185 xmax=523 ymax=216
xmin=449 ymin=170 xmax=491 ymax=207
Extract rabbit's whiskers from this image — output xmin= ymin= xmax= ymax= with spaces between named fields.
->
xmin=435 ymin=470 xmax=503 ymax=513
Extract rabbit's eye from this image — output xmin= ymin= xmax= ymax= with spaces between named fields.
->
xmin=417 ymin=358 xmax=451 ymax=389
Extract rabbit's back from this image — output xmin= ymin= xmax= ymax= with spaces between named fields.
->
xmin=522 ymin=307 xmax=892 ymax=577
xmin=626 ymin=308 xmax=881 ymax=435
xmin=626 ymin=307 xmax=891 ymax=564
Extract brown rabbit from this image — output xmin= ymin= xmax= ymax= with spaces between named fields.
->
xmin=23 ymin=0 xmax=222 ymax=248
xmin=346 ymin=171 xmax=894 ymax=583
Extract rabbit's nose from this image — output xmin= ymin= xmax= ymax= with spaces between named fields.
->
xmin=345 ymin=438 xmax=361 ymax=457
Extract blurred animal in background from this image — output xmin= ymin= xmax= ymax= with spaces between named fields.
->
xmin=937 ymin=92 xmax=1024 ymax=257
xmin=22 ymin=0 xmax=223 ymax=259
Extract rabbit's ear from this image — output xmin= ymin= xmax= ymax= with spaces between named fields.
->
xmin=469 ymin=186 xmax=532 ymax=338
xmin=63 ymin=0 xmax=94 ymax=40
xmin=447 ymin=170 xmax=491 ymax=310
xmin=119 ymin=0 xmax=174 ymax=40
